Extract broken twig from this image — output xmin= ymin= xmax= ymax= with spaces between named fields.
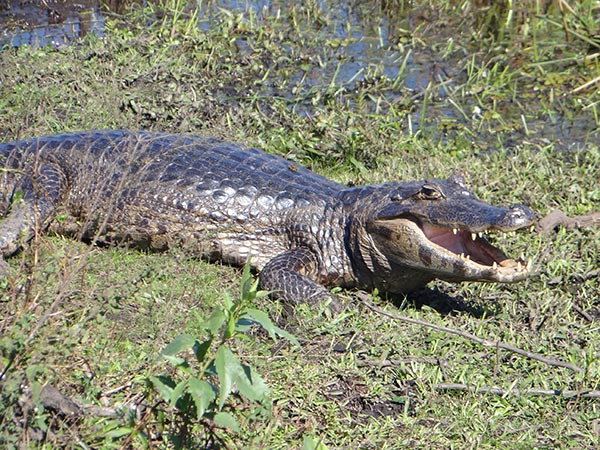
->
xmin=358 ymin=293 xmax=583 ymax=373
xmin=435 ymin=383 xmax=600 ymax=398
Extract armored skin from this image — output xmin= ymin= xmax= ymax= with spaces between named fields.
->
xmin=0 ymin=131 xmax=535 ymax=304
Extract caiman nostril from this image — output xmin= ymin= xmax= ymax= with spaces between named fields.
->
xmin=502 ymin=204 xmax=536 ymax=228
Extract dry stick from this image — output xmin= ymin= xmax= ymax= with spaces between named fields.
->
xmin=357 ymin=293 xmax=583 ymax=373
xmin=435 ymin=383 xmax=600 ymax=399
xmin=558 ymin=0 xmax=574 ymax=42
xmin=571 ymin=75 xmax=600 ymax=94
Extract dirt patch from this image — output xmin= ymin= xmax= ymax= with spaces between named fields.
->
xmin=323 ymin=373 xmax=414 ymax=421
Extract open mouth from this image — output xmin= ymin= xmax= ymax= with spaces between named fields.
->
xmin=420 ymin=222 xmax=533 ymax=271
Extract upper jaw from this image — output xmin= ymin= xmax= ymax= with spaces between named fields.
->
xmin=417 ymin=202 xmax=537 ymax=234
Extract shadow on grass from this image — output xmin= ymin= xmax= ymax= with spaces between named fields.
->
xmin=395 ymin=287 xmax=491 ymax=318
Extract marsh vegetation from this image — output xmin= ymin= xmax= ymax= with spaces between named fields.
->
xmin=0 ymin=0 xmax=599 ymax=448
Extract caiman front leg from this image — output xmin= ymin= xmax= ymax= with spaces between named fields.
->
xmin=259 ymin=246 xmax=338 ymax=310
xmin=0 ymin=201 xmax=38 ymax=267
xmin=0 ymin=165 xmax=63 ymax=273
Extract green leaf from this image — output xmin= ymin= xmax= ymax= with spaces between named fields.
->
xmin=234 ymin=317 xmax=254 ymax=333
xmin=233 ymin=363 xmax=269 ymax=403
xmin=239 ymin=260 xmax=259 ymax=300
xmin=274 ymin=327 xmax=300 ymax=346
xmin=214 ymin=345 xmax=239 ymax=409
xmin=244 ymin=308 xmax=299 ymax=346
xmin=105 ymin=427 xmax=134 ymax=439
xmin=160 ymin=354 xmax=188 ymax=369
xmin=161 ymin=334 xmax=196 ymax=356
xmin=201 ymin=308 xmax=227 ymax=334
xmin=213 ymin=411 xmax=240 ymax=433
xmin=29 ymin=381 xmax=43 ymax=404
xmin=11 ymin=189 xmax=23 ymax=204
xmin=348 ymin=155 xmax=368 ymax=176
xmin=223 ymin=291 xmax=234 ymax=310
xmin=170 ymin=379 xmax=188 ymax=408
xmin=193 ymin=339 xmax=212 ymax=364
xmin=148 ymin=375 xmax=174 ymax=403
xmin=214 ymin=345 xmax=269 ymax=405
xmin=224 ymin=313 xmax=236 ymax=340
xmin=254 ymin=289 xmax=271 ymax=299
xmin=302 ymin=435 xmax=329 ymax=450
xmin=188 ymin=378 xmax=216 ymax=419
xmin=55 ymin=213 xmax=69 ymax=223
xmin=242 ymin=308 xmax=272 ymax=333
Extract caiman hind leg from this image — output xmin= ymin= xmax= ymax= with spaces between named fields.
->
xmin=259 ymin=246 xmax=339 ymax=311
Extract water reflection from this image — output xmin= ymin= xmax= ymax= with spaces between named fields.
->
xmin=0 ymin=0 xmax=136 ymax=48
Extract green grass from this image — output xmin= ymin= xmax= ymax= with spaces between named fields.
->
xmin=1 ymin=0 xmax=599 ymax=448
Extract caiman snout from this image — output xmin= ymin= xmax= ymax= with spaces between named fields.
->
xmin=496 ymin=204 xmax=536 ymax=230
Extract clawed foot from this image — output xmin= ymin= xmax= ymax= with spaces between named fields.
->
xmin=0 ymin=256 xmax=9 ymax=276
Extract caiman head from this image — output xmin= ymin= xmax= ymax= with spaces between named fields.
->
xmin=349 ymin=174 xmax=536 ymax=294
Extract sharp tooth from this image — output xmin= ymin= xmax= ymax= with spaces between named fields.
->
xmin=465 ymin=255 xmax=471 ymax=260
xmin=526 ymin=258 xmax=533 ymax=270
xmin=453 ymin=228 xmax=458 ymax=235
xmin=517 ymin=261 xmax=523 ymax=271
xmin=529 ymin=225 xmax=535 ymax=232
xmin=478 ymin=232 xmax=483 ymax=238
xmin=471 ymin=233 xmax=477 ymax=241
xmin=460 ymin=253 xmax=465 ymax=259
xmin=492 ymin=261 xmax=498 ymax=269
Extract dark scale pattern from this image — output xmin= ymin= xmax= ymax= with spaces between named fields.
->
xmin=0 ymin=131 xmax=353 ymax=303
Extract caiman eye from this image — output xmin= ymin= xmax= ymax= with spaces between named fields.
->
xmin=419 ymin=184 xmax=444 ymax=200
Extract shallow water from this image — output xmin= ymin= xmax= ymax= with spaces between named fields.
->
xmin=0 ymin=0 xmax=109 ymax=47
xmin=0 ymin=0 xmax=452 ymax=92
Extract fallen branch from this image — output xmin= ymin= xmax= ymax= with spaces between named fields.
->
xmin=357 ymin=356 xmax=442 ymax=368
xmin=357 ymin=293 xmax=583 ymax=373
xmin=537 ymin=209 xmax=600 ymax=234
xmin=435 ymin=383 xmax=600 ymax=398
xmin=37 ymin=384 xmax=119 ymax=419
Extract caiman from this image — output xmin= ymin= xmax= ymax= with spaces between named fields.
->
xmin=0 ymin=130 xmax=535 ymax=305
